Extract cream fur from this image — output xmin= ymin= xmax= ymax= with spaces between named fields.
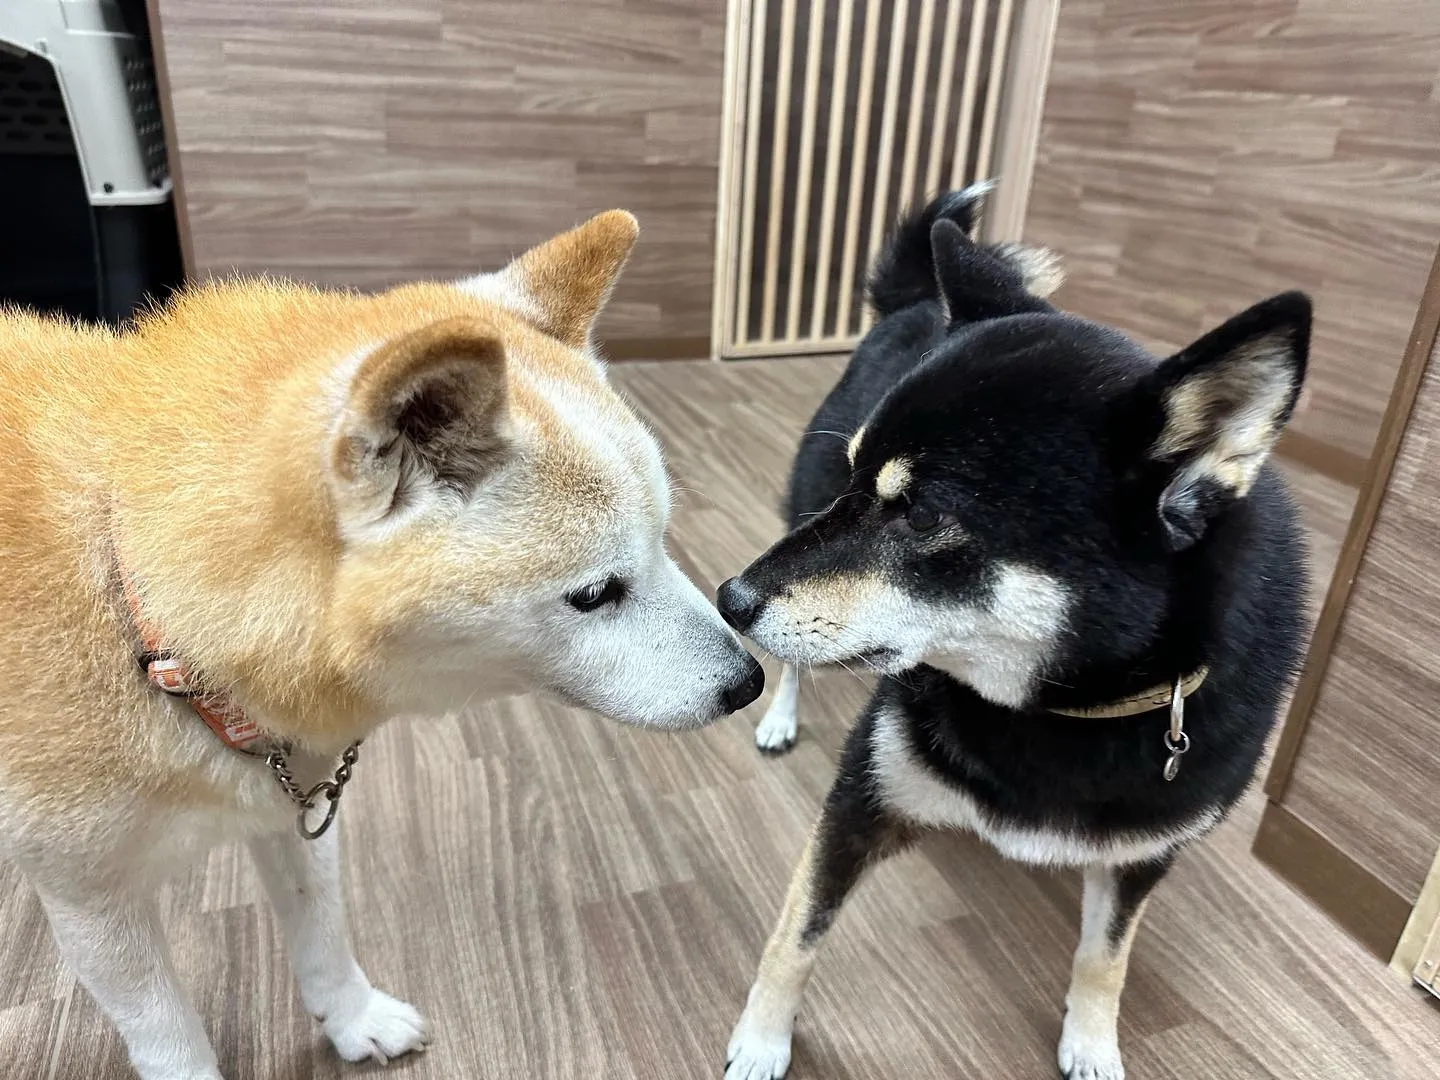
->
xmin=748 ymin=562 xmax=1070 ymax=709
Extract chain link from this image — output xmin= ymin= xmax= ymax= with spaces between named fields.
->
xmin=266 ymin=742 xmax=362 ymax=840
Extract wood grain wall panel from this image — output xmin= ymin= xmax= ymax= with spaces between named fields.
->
xmin=1283 ymin=330 xmax=1440 ymax=902
xmin=1026 ymin=0 xmax=1440 ymax=474
xmin=151 ymin=0 xmax=725 ymax=348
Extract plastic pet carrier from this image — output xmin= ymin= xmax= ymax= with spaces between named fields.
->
xmin=0 ymin=0 xmax=182 ymax=323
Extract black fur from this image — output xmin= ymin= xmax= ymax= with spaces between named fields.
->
xmin=865 ymin=185 xmax=984 ymax=317
xmin=1109 ymin=857 xmax=1173 ymax=951
xmin=783 ymin=186 xmax=1061 ymax=531
xmin=799 ymin=708 xmax=912 ymax=946
xmin=749 ymin=186 xmax=1311 ymax=914
xmin=720 ymin=191 xmax=1314 ymax=1080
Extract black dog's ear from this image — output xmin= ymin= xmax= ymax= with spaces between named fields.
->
xmin=930 ymin=219 xmax=1056 ymax=326
xmin=1148 ymin=291 xmax=1311 ymax=550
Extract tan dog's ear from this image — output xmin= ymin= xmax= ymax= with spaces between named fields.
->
xmin=495 ymin=210 xmax=639 ymax=349
xmin=332 ymin=317 xmax=509 ymax=523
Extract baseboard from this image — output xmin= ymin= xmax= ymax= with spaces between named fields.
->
xmin=1253 ymin=800 xmax=1412 ymax=960
xmin=1276 ymin=429 xmax=1370 ymax=488
xmin=601 ymin=336 xmax=712 ymax=362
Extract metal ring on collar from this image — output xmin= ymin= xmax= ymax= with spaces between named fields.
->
xmin=298 ymin=787 xmax=342 ymax=840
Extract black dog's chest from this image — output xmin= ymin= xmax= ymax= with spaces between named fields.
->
xmin=871 ymin=671 xmax=1249 ymax=843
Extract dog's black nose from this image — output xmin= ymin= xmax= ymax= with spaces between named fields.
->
xmin=721 ymin=656 xmax=765 ymax=715
xmin=717 ymin=577 xmax=763 ymax=634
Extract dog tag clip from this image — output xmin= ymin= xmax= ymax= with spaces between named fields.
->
xmin=1163 ymin=678 xmax=1190 ymax=781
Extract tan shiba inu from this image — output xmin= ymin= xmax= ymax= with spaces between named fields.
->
xmin=0 ymin=211 xmax=762 ymax=1079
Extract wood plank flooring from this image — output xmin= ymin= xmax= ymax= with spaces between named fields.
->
xmin=1 ymin=357 xmax=1435 ymax=1079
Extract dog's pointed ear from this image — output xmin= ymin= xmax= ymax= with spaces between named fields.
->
xmin=331 ymin=317 xmax=509 ymax=524
xmin=930 ymin=218 xmax=1056 ymax=326
xmin=1148 ymin=291 xmax=1311 ymax=551
xmin=468 ymin=210 xmax=639 ymax=350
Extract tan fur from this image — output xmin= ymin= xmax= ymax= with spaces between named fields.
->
xmin=875 ymin=456 xmax=912 ymax=501
xmin=757 ymin=832 xmax=820 ymax=990
xmin=507 ymin=209 xmax=639 ymax=348
xmin=0 ymin=212 xmax=642 ymax=812
xmin=992 ymin=242 xmax=1066 ymax=299
xmin=1065 ymin=904 xmax=1144 ymax=1029
xmin=1059 ymin=869 xmax=1151 ymax=1076
xmin=845 ymin=425 xmax=866 ymax=465
xmin=731 ymin=833 xmax=823 ymax=1050
xmin=1153 ymin=334 xmax=1296 ymax=499
xmin=335 ymin=318 xmax=507 ymax=479
xmin=769 ymin=573 xmax=885 ymax=632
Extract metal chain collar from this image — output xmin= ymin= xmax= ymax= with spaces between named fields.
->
xmin=266 ymin=742 xmax=362 ymax=839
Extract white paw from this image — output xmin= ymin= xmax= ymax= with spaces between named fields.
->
xmin=725 ymin=1020 xmax=792 ymax=1080
xmin=1057 ymin=1013 xmax=1124 ymax=1080
xmin=133 ymin=1066 xmax=225 ymax=1080
xmin=324 ymin=988 xmax=430 ymax=1065
xmin=754 ymin=703 xmax=797 ymax=754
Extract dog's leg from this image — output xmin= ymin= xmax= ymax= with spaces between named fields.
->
xmin=1058 ymin=857 xmax=1172 ymax=1080
xmin=249 ymin=828 xmax=430 ymax=1064
xmin=39 ymin=888 xmax=223 ymax=1080
xmin=726 ymin=728 xmax=909 ymax=1080
xmin=754 ymin=663 xmax=800 ymax=753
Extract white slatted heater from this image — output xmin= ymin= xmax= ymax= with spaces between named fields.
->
xmin=713 ymin=0 xmax=1060 ymax=359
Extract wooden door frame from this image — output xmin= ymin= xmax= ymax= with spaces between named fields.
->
xmin=1393 ymin=847 xmax=1440 ymax=981
xmin=1253 ymin=244 xmax=1440 ymax=960
xmin=1263 ymin=245 xmax=1440 ymax=802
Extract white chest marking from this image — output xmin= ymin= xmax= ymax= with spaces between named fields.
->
xmin=869 ymin=706 xmax=1220 ymax=868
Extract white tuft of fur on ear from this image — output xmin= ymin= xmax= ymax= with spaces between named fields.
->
xmin=1155 ymin=333 xmax=1298 ymax=501
xmin=1150 ymin=291 xmax=1310 ymax=549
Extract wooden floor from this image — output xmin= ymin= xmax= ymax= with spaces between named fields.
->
xmin=1 ymin=357 xmax=1435 ymax=1079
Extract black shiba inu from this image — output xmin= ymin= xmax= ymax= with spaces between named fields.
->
xmin=716 ymin=185 xmax=1311 ymax=1080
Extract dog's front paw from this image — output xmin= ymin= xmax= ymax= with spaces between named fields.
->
xmin=324 ymin=988 xmax=430 ymax=1065
xmin=725 ymin=1020 xmax=792 ymax=1080
xmin=753 ymin=703 xmax=797 ymax=754
xmin=1057 ymin=1011 xmax=1124 ymax=1080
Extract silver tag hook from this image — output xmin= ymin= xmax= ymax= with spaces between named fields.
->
xmin=1163 ymin=677 xmax=1191 ymax=781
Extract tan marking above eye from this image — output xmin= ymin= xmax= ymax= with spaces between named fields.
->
xmin=846 ymin=425 xmax=866 ymax=465
xmin=875 ymin=457 xmax=912 ymax=501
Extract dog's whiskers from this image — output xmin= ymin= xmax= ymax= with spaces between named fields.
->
xmin=831 ymin=655 xmax=869 ymax=688
xmin=798 ymin=490 xmax=862 ymax=520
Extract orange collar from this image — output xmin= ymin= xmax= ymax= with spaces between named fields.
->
xmin=118 ymin=565 xmax=266 ymax=756
xmin=115 ymin=549 xmax=364 ymax=840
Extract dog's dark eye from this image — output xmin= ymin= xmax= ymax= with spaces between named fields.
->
xmin=566 ymin=577 xmax=626 ymax=612
xmin=904 ymin=503 xmax=941 ymax=533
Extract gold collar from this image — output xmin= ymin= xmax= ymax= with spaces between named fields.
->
xmin=1046 ymin=666 xmax=1209 ymax=719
